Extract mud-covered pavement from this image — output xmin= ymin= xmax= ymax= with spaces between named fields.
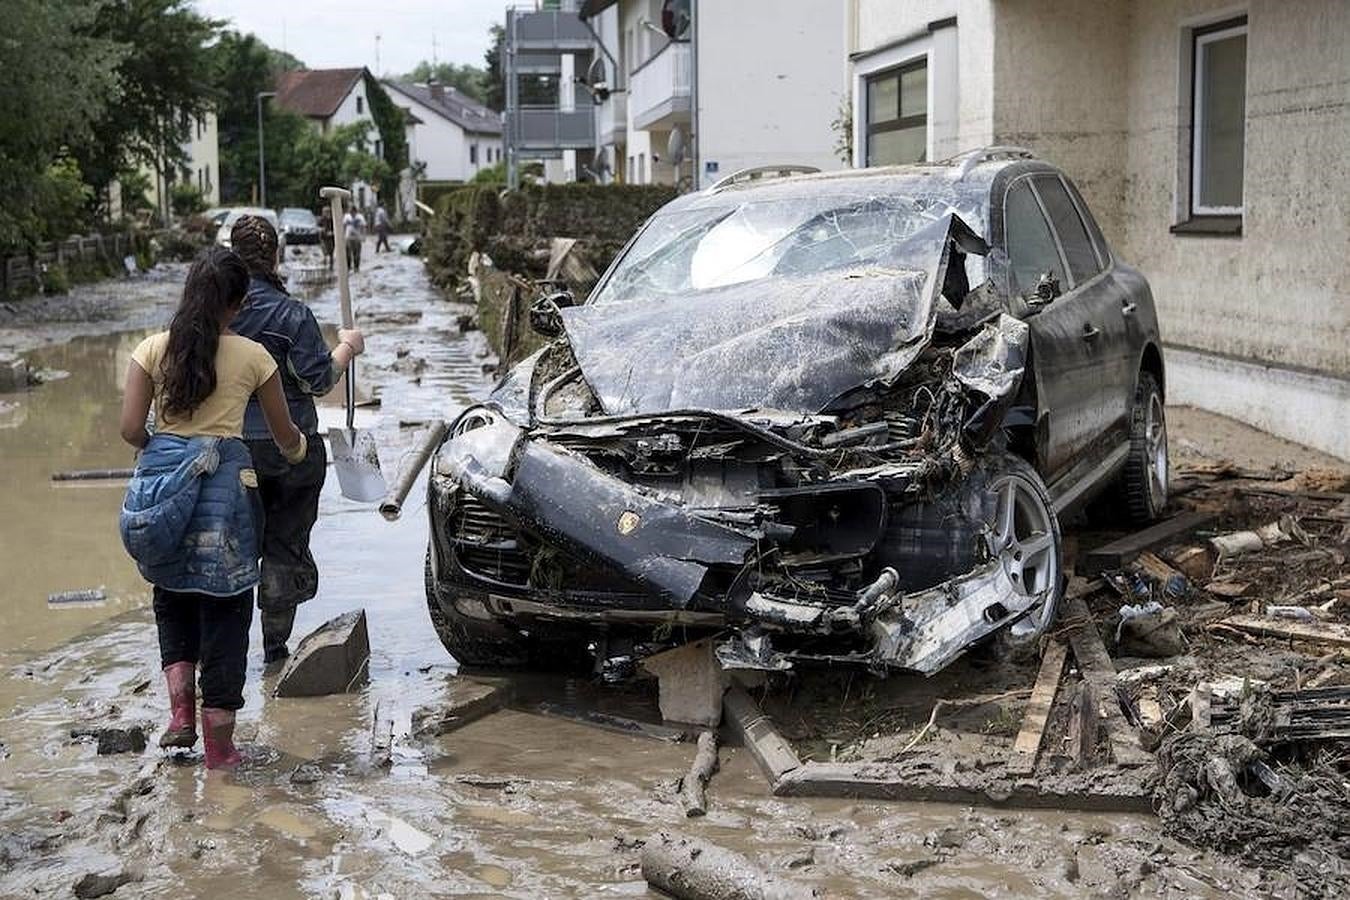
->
xmin=0 ymin=245 xmax=1296 ymax=898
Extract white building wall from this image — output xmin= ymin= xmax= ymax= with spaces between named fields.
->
xmin=393 ymin=90 xmax=504 ymax=182
xmin=696 ymin=0 xmax=848 ymax=188
xmin=185 ymin=111 xmax=220 ymax=206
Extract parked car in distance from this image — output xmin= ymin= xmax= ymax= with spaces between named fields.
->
xmin=279 ymin=207 xmax=320 ymax=246
xmin=426 ymin=147 xmax=1168 ymax=678
xmin=215 ymin=208 xmax=282 ymax=250
xmin=202 ymin=207 xmax=231 ymax=228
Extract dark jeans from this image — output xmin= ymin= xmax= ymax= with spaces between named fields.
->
xmin=247 ymin=436 xmax=327 ymax=662
xmin=346 ymin=237 xmax=362 ymax=271
xmin=153 ymin=587 xmax=252 ymax=710
xmin=375 ymin=227 xmax=390 ymax=253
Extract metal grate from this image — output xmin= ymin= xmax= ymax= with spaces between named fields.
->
xmin=452 ymin=495 xmax=531 ymax=585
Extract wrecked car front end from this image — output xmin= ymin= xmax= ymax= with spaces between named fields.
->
xmin=428 ymin=194 xmax=1062 ymax=676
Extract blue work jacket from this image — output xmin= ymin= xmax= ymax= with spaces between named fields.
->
xmin=119 ymin=435 xmax=262 ymax=596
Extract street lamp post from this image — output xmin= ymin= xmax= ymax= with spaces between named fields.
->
xmin=256 ymin=91 xmax=277 ymax=206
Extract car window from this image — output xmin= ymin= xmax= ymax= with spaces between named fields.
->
xmin=1032 ymin=175 xmax=1100 ymax=286
xmin=1062 ymin=177 xmax=1109 ymax=269
xmin=1004 ymin=180 xmax=1063 ymax=297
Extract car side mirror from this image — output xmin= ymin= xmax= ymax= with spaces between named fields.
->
xmin=1026 ymin=272 xmax=1061 ymax=308
xmin=529 ymin=290 xmax=574 ymax=337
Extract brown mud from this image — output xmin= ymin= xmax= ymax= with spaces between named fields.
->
xmin=0 ymin=243 xmax=1339 ymax=897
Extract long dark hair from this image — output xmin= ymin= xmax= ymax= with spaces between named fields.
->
xmin=230 ymin=214 xmax=286 ymax=292
xmin=160 ymin=247 xmax=250 ymax=419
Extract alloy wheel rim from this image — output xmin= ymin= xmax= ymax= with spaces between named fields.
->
xmin=1146 ymin=393 xmax=1168 ymax=507
xmin=985 ymin=474 xmax=1058 ymax=637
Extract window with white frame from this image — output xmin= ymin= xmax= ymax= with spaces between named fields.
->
xmin=865 ymin=59 xmax=927 ymax=166
xmin=1191 ymin=17 xmax=1247 ymax=216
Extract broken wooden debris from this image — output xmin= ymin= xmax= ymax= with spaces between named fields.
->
xmin=50 ymin=468 xmax=134 ymax=482
xmin=529 ymin=702 xmax=693 ymax=742
xmin=639 ymin=831 xmax=819 ymax=900
xmin=1210 ymin=685 xmax=1350 ymax=742
xmin=1080 ymin=511 xmax=1215 ymax=574
xmin=640 ymin=638 xmax=725 ymax=727
xmin=679 ymin=730 xmax=720 ymax=818
xmin=274 ymin=610 xmax=370 ymax=697
xmin=1061 ymin=592 xmax=1152 ymax=767
xmin=1066 ymin=681 xmax=1100 ymax=768
xmin=47 ymin=588 xmax=107 ymax=606
xmin=1209 ymin=515 xmax=1309 ymax=560
xmin=1007 ymin=638 xmax=1068 ymax=776
xmin=722 ymin=684 xmax=802 ymax=784
xmin=1210 ymin=614 xmax=1350 ymax=648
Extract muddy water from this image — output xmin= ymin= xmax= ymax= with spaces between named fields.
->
xmin=0 ymin=248 xmax=1249 ymax=898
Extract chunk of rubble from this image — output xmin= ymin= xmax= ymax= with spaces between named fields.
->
xmin=274 ymin=610 xmax=370 ymax=697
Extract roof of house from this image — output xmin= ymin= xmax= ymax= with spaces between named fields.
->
xmin=275 ymin=68 xmax=366 ymax=119
xmin=382 ymin=81 xmax=503 ymax=135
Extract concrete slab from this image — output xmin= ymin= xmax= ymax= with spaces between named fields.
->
xmin=640 ymin=638 xmax=725 ymax=728
xmin=274 ymin=609 xmax=370 ymax=698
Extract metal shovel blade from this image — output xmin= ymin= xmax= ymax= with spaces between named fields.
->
xmin=329 ymin=427 xmax=387 ymax=502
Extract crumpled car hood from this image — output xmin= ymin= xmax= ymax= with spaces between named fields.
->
xmin=559 ymin=213 xmax=982 ymax=416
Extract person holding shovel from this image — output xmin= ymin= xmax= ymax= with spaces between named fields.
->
xmin=119 ymin=246 xmax=308 ymax=769
xmin=229 ymin=215 xmax=365 ymax=673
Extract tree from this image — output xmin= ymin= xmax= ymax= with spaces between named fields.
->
xmin=0 ymin=1 xmax=122 ymax=251
xmin=402 ymin=61 xmax=489 ymax=105
xmin=483 ymin=24 xmax=505 ymax=111
xmin=71 ymin=0 xmax=222 ymax=203
xmin=363 ymin=75 xmax=409 ymax=203
xmin=212 ymin=30 xmax=306 ymax=203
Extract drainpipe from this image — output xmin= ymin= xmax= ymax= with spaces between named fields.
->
xmin=690 ymin=0 xmax=699 ymax=190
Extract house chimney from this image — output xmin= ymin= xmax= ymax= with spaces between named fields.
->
xmin=428 ymin=79 xmax=444 ymax=102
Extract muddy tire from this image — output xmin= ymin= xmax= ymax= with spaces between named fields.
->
xmin=1118 ymin=371 xmax=1168 ymax=524
xmin=424 ymin=551 xmax=592 ymax=671
xmin=981 ymin=453 xmax=1064 ymax=644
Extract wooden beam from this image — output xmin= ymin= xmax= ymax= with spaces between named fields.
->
xmin=1062 ymin=593 xmax=1153 ymax=767
xmin=722 ymin=684 xmax=801 ymax=786
xmin=1080 ymin=511 xmax=1215 ymax=574
xmin=1211 ymin=615 xmax=1350 ymax=648
xmin=1007 ymin=638 xmax=1069 ymax=776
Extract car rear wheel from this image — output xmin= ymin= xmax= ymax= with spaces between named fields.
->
xmin=1118 ymin=371 xmax=1168 ymax=524
xmin=424 ymin=550 xmax=591 ymax=671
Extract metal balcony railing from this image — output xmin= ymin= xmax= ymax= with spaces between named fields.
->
xmin=508 ymin=8 xmax=594 ymax=51
xmin=517 ymin=108 xmax=596 ymax=150
xmin=629 ymin=41 xmax=691 ymax=131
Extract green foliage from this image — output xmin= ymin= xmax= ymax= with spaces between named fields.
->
xmin=40 ymin=263 xmax=70 ymax=295
xmin=0 ymin=1 xmax=122 ymax=253
xmin=212 ymin=30 xmax=307 ymax=203
xmin=470 ymin=162 xmax=507 ymax=185
xmin=170 ymin=182 xmax=207 ymax=217
xmin=482 ymin=24 xmax=505 ymax=111
xmin=71 ymin=0 xmax=222 ymax=200
xmin=401 ymin=61 xmax=489 ymax=105
xmin=363 ymin=75 xmax=409 ymax=203
xmin=33 ymin=159 xmax=95 ymax=243
xmin=117 ymin=169 xmax=155 ymax=216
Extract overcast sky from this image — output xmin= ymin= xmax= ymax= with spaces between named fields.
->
xmin=195 ymin=0 xmax=506 ymax=76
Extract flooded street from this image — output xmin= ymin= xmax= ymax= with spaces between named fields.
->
xmin=0 ymin=248 xmax=1251 ymax=899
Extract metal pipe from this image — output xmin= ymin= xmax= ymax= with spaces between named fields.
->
xmin=379 ymin=420 xmax=448 ymax=521
xmin=256 ymin=91 xmax=277 ymax=207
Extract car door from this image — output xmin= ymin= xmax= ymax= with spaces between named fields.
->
xmin=1001 ymin=176 xmax=1099 ymax=479
xmin=1030 ymin=174 xmax=1132 ymax=450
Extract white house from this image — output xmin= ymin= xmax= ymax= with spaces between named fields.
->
xmin=381 ymin=81 xmax=504 ymax=183
xmin=274 ymin=67 xmax=387 ymax=210
xmin=136 ymin=110 xmax=220 ymax=222
xmin=846 ymin=0 xmax=1349 ymax=460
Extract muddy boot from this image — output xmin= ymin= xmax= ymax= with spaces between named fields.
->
xmin=201 ymin=708 xmax=243 ymax=770
xmin=261 ymin=606 xmax=297 ymax=676
xmin=159 ymin=661 xmax=197 ymax=749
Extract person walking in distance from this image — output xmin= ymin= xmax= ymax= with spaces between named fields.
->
xmin=319 ymin=205 xmax=335 ymax=270
xmin=374 ymin=203 xmax=391 ymax=253
xmin=228 ymin=215 xmax=366 ymax=673
xmin=343 ymin=204 xmax=366 ymax=272
xmin=118 ymin=247 xmax=308 ymax=769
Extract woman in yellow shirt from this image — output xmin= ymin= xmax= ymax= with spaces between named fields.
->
xmin=119 ymin=247 xmax=326 ymax=769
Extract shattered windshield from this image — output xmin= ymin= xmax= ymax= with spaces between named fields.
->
xmin=593 ymin=195 xmax=946 ymax=306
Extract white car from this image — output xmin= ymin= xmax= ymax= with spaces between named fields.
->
xmin=215 ymin=208 xmax=283 ymax=250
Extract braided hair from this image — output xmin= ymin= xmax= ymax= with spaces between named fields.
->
xmin=230 ymin=214 xmax=286 ymax=292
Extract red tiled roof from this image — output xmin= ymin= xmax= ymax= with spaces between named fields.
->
xmin=275 ymin=68 xmax=366 ymax=119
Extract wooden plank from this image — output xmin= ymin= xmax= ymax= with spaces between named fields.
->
xmin=1007 ymin=638 xmax=1069 ymax=776
xmin=1190 ymin=683 xmax=1212 ymax=731
xmin=1062 ymin=593 xmax=1153 ymax=767
xmin=722 ymin=684 xmax=801 ymax=786
xmin=1211 ymin=615 xmax=1350 ymax=648
xmin=1080 ymin=511 xmax=1215 ymax=574
xmin=774 ymin=761 xmax=1152 ymax=814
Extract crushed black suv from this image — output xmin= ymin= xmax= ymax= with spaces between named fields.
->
xmin=425 ymin=147 xmax=1168 ymax=676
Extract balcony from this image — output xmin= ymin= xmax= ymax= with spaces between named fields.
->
xmin=629 ymin=41 xmax=690 ymax=132
xmin=507 ymin=8 xmax=594 ymax=52
xmin=517 ymin=108 xmax=596 ymax=152
xmin=597 ymin=92 xmax=626 ymax=146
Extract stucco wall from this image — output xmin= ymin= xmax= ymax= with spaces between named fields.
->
xmin=697 ymin=0 xmax=848 ymax=186
xmin=1119 ymin=0 xmax=1349 ymax=379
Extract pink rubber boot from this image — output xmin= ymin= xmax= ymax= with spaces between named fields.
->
xmin=201 ymin=708 xmax=243 ymax=770
xmin=159 ymin=661 xmax=197 ymax=749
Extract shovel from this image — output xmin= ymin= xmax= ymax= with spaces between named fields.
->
xmin=320 ymin=185 xmax=386 ymax=502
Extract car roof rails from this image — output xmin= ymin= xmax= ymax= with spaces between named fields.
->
xmin=951 ymin=146 xmax=1038 ymax=178
xmin=706 ymin=164 xmax=821 ymax=193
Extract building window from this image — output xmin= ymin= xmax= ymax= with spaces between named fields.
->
xmin=865 ymin=58 xmax=927 ymax=165
xmin=1191 ymin=17 xmax=1247 ymax=215
xmin=356 ymin=95 xmax=364 ymax=115
xmin=470 ymin=144 xmax=478 ymax=164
